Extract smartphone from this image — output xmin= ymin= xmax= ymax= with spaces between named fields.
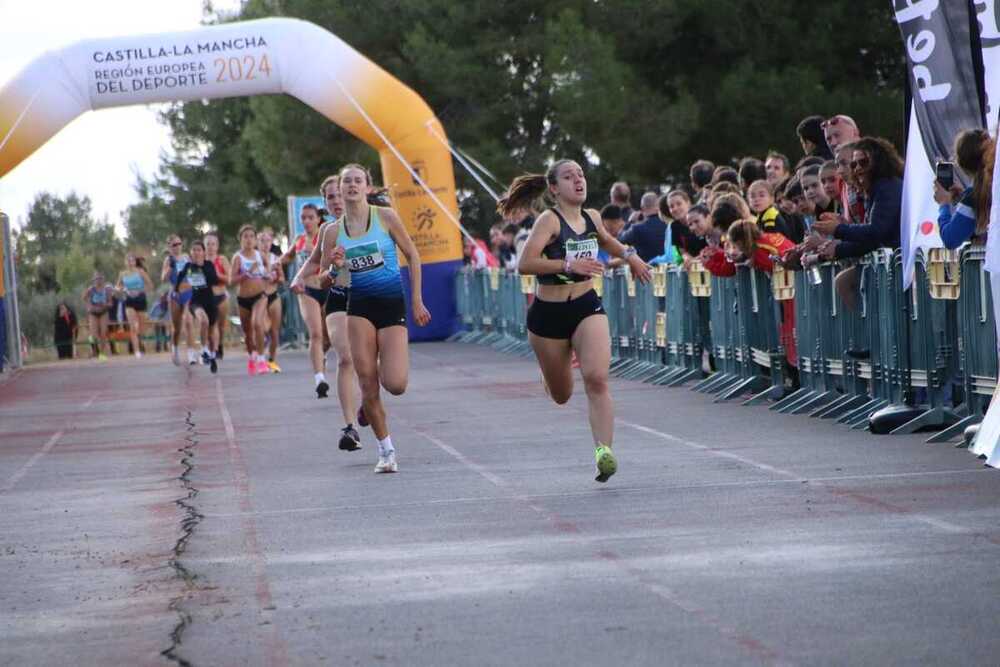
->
xmin=936 ymin=161 xmax=955 ymax=189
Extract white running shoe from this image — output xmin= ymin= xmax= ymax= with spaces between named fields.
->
xmin=135 ymin=351 xmax=143 ymax=359
xmin=188 ymin=349 xmax=198 ymax=365
xmin=171 ymin=345 xmax=180 ymax=366
xmin=374 ymin=451 xmax=398 ymax=473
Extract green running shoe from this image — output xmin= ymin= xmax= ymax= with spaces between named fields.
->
xmin=594 ymin=445 xmax=617 ymax=483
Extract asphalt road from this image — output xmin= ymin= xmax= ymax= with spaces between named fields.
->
xmin=2 ymin=343 xmax=1000 ymax=666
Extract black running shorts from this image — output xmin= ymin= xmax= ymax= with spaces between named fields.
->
xmin=347 ymin=295 xmax=406 ymax=330
xmin=527 ymin=289 xmax=605 ymax=340
xmin=189 ymin=291 xmax=219 ymax=326
xmin=236 ymin=292 xmax=263 ymax=311
xmin=325 ymin=286 xmax=349 ymax=316
xmin=124 ymin=293 xmax=147 ymax=312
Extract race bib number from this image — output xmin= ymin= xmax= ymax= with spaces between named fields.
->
xmin=346 ymin=242 xmax=385 ymax=273
xmin=565 ymin=237 xmax=599 ymax=263
xmin=187 ymin=269 xmax=207 ymax=288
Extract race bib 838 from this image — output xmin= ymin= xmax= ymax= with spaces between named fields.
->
xmin=346 ymin=241 xmax=385 ymax=273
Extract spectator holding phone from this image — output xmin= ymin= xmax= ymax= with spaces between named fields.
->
xmin=935 ymin=128 xmax=995 ymax=248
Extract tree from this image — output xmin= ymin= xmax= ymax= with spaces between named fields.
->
xmin=15 ymin=192 xmax=124 ymax=292
xmin=127 ymin=0 xmax=906 ymax=238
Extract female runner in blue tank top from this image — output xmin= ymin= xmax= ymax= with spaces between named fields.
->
xmin=321 ymin=164 xmax=431 ymax=474
xmin=82 ymin=271 xmax=115 ymax=360
xmin=160 ymin=234 xmax=197 ymax=366
xmin=116 ymin=252 xmax=153 ymax=358
xmin=499 ymin=159 xmax=651 ymax=483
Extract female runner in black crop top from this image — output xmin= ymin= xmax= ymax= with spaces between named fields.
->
xmin=499 ymin=159 xmax=651 ymax=483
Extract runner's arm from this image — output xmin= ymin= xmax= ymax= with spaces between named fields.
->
xmin=290 ymin=228 xmax=327 ymax=287
xmin=516 ymin=211 xmax=563 ymax=276
xmin=592 ymin=207 xmax=651 ymax=283
xmin=228 ymin=254 xmax=243 ymax=286
xmin=382 ymin=208 xmax=430 ymax=325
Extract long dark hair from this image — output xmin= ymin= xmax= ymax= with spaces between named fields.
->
xmin=851 ymin=137 xmax=904 ymax=192
xmin=54 ymin=301 xmax=76 ymax=322
xmin=497 ymin=159 xmax=577 ymax=217
xmin=953 ymin=128 xmax=996 ymax=234
xmin=976 ymin=140 xmax=996 ymax=235
xmin=727 ymin=219 xmax=762 ymax=257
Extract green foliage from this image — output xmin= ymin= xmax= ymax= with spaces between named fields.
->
xmin=124 ymin=0 xmax=905 ymax=240
xmin=16 ymin=286 xmax=82 ymax=348
xmin=56 ymin=240 xmax=95 ymax=294
xmin=15 ymin=192 xmax=125 ymax=293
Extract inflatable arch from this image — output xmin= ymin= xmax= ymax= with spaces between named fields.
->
xmin=0 ymin=17 xmax=463 ymax=340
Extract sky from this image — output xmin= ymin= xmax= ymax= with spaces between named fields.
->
xmin=0 ymin=0 xmax=242 ymax=233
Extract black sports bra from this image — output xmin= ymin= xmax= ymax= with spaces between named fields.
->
xmin=537 ymin=208 xmax=600 ymax=285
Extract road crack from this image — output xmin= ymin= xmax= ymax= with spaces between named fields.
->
xmin=161 ymin=407 xmax=204 ymax=667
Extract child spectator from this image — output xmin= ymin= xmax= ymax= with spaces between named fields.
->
xmin=819 ymin=161 xmax=843 ymax=213
xmin=704 ymin=220 xmax=798 ymax=366
xmin=801 ymin=165 xmax=837 ymax=229
xmin=747 ymin=180 xmax=789 ymax=237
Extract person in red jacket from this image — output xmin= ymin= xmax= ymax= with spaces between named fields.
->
xmin=702 ymin=220 xmax=798 ymax=367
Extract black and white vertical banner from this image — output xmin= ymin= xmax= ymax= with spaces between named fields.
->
xmin=895 ymin=0 xmax=986 ymax=287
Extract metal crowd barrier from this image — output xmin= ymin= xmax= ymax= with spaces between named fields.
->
xmin=453 ymin=243 xmax=998 ymax=440
xmin=928 ymin=246 xmax=998 ymax=443
xmin=648 ymin=266 xmax=704 ymax=387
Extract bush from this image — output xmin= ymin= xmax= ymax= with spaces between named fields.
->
xmin=16 ymin=285 xmax=85 ymax=349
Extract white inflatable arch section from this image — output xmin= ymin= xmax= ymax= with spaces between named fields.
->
xmin=0 ymin=17 xmax=463 ymax=266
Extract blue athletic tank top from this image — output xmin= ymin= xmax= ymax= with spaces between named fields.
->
xmin=122 ymin=272 xmax=144 ymax=292
xmin=169 ymin=254 xmax=190 ymax=288
xmin=339 ymin=208 xmax=403 ymax=299
xmin=89 ymin=286 xmax=109 ymax=305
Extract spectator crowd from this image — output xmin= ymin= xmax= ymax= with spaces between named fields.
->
xmin=465 ymin=113 xmax=996 ymax=318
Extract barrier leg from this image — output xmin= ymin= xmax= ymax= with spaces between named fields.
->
xmin=889 ymin=406 xmax=961 ymax=435
xmin=811 ymin=394 xmax=868 ymax=419
xmin=785 ymin=391 xmax=837 ymax=415
xmin=644 ymin=364 xmax=678 ymax=384
xmin=742 ymin=384 xmax=785 ymax=406
xmin=844 ymin=399 xmax=890 ymax=428
xmin=715 ymin=375 xmax=768 ymax=402
xmin=926 ymin=414 xmax=981 ymax=444
xmin=770 ymin=388 xmax=813 ymax=412
xmin=837 ymin=398 xmax=886 ymax=424
xmin=663 ymin=368 xmax=702 ymax=387
xmin=701 ymin=374 xmax=743 ymax=396
xmin=691 ymin=372 xmax=724 ymax=392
